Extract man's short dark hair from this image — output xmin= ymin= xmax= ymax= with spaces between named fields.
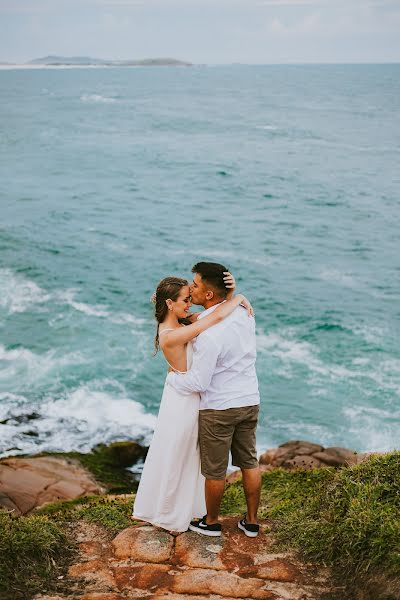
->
xmin=192 ymin=262 xmax=229 ymax=299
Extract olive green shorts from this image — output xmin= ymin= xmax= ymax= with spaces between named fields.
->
xmin=198 ymin=405 xmax=259 ymax=480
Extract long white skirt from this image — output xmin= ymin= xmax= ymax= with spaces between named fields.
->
xmin=132 ymin=380 xmax=206 ymax=532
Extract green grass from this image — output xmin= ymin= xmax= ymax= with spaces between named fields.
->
xmin=0 ymin=511 xmax=70 ymax=599
xmin=3 ymin=452 xmax=399 ymax=599
xmin=277 ymin=453 xmax=400 ymax=576
xmin=222 ymin=452 xmax=400 ymax=587
xmin=37 ymin=493 xmax=136 ymax=530
xmin=1 ymin=494 xmax=136 ymax=599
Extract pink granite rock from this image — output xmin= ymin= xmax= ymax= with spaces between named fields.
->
xmin=285 ymin=455 xmax=323 ymax=470
xmin=0 ymin=456 xmax=105 ymax=515
xmin=313 ymin=447 xmax=358 ymax=467
xmin=172 ymin=567 xmax=276 ymax=598
xmin=174 ymin=532 xmax=225 ymax=570
xmin=112 ymin=525 xmax=174 ymax=563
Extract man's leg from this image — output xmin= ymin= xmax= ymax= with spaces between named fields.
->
xmin=198 ymin=409 xmax=236 ymax=527
xmin=241 ymin=466 xmax=261 ymax=524
xmin=231 ymin=406 xmax=260 ymax=525
xmin=205 ymin=479 xmax=225 ymax=524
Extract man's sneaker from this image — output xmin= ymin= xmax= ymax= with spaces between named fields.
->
xmin=238 ymin=516 xmax=260 ymax=538
xmin=188 ymin=515 xmax=222 ymax=537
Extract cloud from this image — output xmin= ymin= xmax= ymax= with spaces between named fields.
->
xmin=268 ymin=12 xmax=321 ymax=34
xmin=259 ymin=0 xmax=319 ymax=5
xmin=1 ymin=0 xmax=399 ymax=63
xmin=1 ymin=0 xmax=399 ymax=10
xmin=264 ymin=1 xmax=400 ymax=37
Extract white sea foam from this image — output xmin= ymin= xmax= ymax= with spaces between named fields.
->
xmin=318 ymin=270 xmax=391 ymax=301
xmin=318 ymin=268 xmax=358 ymax=289
xmin=352 ymin=357 xmax=370 ymax=365
xmin=106 ymin=241 xmax=130 ymax=253
xmin=0 ymin=393 xmax=28 ymax=420
xmin=80 ymin=93 xmax=118 ymax=104
xmin=57 ymin=288 xmax=146 ymax=325
xmin=257 ymin=330 xmax=321 ymax=371
xmin=256 ymin=328 xmax=400 ymax=393
xmin=257 ymin=125 xmax=278 ymax=131
xmin=351 ymin=325 xmax=387 ymax=345
xmin=343 ymin=405 xmax=400 ymax=452
xmin=0 ymin=383 xmax=157 ymax=457
xmin=0 ymin=268 xmax=51 ymax=314
xmin=265 ymin=419 xmax=338 ymax=449
xmin=0 ymin=344 xmax=89 ymax=384
xmin=65 ymin=298 xmax=110 ymax=318
xmin=111 ymin=313 xmax=147 ymax=326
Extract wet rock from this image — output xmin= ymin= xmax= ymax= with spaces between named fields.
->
xmin=0 ymin=411 xmax=40 ymax=425
xmin=93 ymin=441 xmax=148 ymax=468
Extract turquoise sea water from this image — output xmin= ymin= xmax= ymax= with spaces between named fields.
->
xmin=0 ymin=64 xmax=399 ymax=457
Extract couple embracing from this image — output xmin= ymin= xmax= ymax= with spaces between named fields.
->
xmin=133 ymin=262 xmax=261 ymax=538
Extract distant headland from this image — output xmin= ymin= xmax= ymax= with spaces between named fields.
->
xmin=1 ymin=55 xmax=192 ymax=67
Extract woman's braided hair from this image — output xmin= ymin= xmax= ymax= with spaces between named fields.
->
xmin=153 ymin=276 xmax=188 ymax=353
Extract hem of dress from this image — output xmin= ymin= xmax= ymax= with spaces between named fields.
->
xmin=131 ymin=514 xmax=189 ymax=533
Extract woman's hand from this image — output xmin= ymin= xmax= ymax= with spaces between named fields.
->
xmin=239 ymin=294 xmax=255 ymax=317
xmin=223 ymin=271 xmax=236 ymax=299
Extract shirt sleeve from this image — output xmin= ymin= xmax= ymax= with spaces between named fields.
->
xmin=166 ymin=333 xmax=220 ymax=395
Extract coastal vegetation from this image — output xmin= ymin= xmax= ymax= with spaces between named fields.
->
xmin=1 ymin=451 xmax=399 ymax=599
xmin=0 ymin=510 xmax=71 ymax=598
xmin=42 ymin=440 xmax=147 ymax=493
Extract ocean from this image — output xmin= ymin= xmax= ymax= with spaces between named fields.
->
xmin=0 ymin=64 xmax=399 ymax=458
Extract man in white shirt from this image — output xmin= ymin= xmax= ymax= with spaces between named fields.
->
xmin=166 ymin=262 xmax=261 ymax=538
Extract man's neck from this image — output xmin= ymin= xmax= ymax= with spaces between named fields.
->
xmin=203 ymin=297 xmax=224 ymax=311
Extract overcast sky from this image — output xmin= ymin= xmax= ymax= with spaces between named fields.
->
xmin=1 ymin=0 xmax=399 ymax=64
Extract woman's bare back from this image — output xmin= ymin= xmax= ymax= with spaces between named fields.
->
xmin=159 ymin=328 xmax=188 ymax=373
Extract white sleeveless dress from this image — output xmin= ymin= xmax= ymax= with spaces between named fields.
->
xmin=132 ymin=339 xmax=206 ymax=532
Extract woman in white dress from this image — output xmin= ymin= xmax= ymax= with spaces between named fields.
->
xmin=132 ymin=275 xmax=253 ymax=533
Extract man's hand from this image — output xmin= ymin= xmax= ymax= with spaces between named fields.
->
xmin=223 ymin=272 xmax=236 ymax=299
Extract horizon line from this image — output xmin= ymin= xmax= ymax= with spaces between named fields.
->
xmin=1 ymin=59 xmax=400 ymax=66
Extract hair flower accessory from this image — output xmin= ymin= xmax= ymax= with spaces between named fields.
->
xmin=150 ymin=292 xmax=157 ymax=304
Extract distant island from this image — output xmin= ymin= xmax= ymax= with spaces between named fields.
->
xmin=28 ymin=55 xmax=192 ymax=67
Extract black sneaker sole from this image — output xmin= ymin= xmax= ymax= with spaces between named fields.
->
xmin=188 ymin=524 xmax=222 ymax=537
xmin=237 ymin=520 xmax=259 ymax=538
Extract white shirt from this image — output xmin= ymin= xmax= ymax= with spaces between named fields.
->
xmin=166 ymin=303 xmax=260 ymax=410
